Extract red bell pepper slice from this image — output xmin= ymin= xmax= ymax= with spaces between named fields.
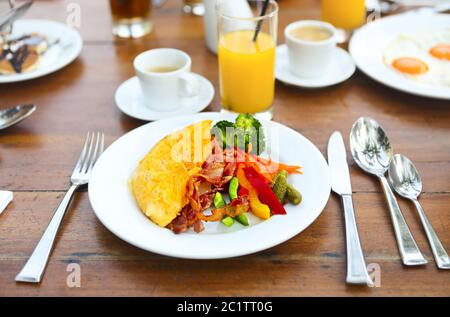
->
xmin=238 ymin=186 xmax=249 ymax=197
xmin=243 ymin=166 xmax=287 ymax=215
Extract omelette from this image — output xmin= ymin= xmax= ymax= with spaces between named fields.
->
xmin=130 ymin=120 xmax=213 ymax=227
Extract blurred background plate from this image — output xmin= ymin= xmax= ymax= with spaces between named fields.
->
xmin=0 ymin=19 xmax=83 ymax=83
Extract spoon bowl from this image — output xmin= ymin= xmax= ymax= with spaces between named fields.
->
xmin=388 ymin=154 xmax=450 ymax=270
xmin=388 ymin=154 xmax=422 ymax=200
xmin=350 ymin=117 xmax=392 ymax=177
xmin=0 ymin=104 xmax=36 ymax=130
xmin=349 ymin=117 xmax=427 ymax=266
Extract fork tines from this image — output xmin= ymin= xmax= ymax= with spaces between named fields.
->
xmin=74 ymin=132 xmax=104 ymax=175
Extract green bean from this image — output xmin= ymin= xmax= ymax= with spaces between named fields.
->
xmin=221 ymin=216 xmax=235 ymax=227
xmin=229 ymin=177 xmax=239 ymax=200
xmin=214 ymin=192 xmax=226 ymax=208
xmin=235 ymin=214 xmax=249 ymax=226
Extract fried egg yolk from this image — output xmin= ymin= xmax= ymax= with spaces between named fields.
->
xmin=392 ymin=57 xmax=428 ymax=75
xmin=429 ymin=44 xmax=450 ymax=61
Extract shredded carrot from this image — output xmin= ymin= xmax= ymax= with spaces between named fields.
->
xmin=223 ymin=147 xmax=302 ymax=182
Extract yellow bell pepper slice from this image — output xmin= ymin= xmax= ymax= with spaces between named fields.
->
xmin=236 ymin=166 xmax=271 ymax=220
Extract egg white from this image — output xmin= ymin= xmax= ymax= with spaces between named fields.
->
xmin=382 ymin=29 xmax=450 ymax=87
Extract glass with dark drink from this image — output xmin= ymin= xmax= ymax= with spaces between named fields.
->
xmin=182 ymin=0 xmax=204 ymax=16
xmin=109 ymin=0 xmax=153 ymax=38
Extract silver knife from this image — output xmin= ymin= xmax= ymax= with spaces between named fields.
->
xmin=327 ymin=131 xmax=373 ymax=286
xmin=0 ymin=0 xmax=33 ymax=32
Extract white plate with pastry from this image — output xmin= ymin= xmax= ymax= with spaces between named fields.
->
xmin=0 ymin=19 xmax=83 ymax=83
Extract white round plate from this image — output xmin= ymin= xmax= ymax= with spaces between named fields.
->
xmin=115 ymin=75 xmax=215 ymax=121
xmin=0 ymin=19 xmax=83 ymax=83
xmin=88 ymin=112 xmax=331 ymax=259
xmin=275 ymin=44 xmax=356 ymax=88
xmin=349 ymin=12 xmax=450 ymax=100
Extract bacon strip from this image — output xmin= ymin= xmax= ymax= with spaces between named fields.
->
xmin=198 ymin=196 xmax=249 ymax=222
xmin=168 ymin=148 xmax=248 ymax=233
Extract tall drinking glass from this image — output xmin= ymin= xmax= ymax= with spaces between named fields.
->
xmin=217 ymin=0 xmax=278 ymax=120
xmin=183 ymin=0 xmax=205 ymax=16
xmin=109 ymin=0 xmax=153 ymax=38
xmin=321 ymin=0 xmax=366 ymax=41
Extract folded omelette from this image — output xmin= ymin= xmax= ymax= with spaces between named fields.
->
xmin=130 ymin=120 xmax=212 ymax=227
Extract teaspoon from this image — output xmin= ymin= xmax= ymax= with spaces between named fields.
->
xmin=388 ymin=154 xmax=450 ymax=270
xmin=350 ymin=117 xmax=427 ymax=266
xmin=0 ymin=104 xmax=36 ymax=130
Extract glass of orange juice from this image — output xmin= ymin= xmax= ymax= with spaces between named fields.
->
xmin=216 ymin=0 xmax=278 ymax=120
xmin=321 ymin=0 xmax=366 ymax=41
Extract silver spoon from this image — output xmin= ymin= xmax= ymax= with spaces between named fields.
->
xmin=0 ymin=104 xmax=36 ymax=130
xmin=388 ymin=154 xmax=450 ymax=269
xmin=350 ymin=117 xmax=427 ymax=266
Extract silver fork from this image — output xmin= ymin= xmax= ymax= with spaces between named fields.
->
xmin=15 ymin=132 xmax=104 ymax=283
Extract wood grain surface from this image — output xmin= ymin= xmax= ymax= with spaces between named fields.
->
xmin=0 ymin=0 xmax=449 ymax=296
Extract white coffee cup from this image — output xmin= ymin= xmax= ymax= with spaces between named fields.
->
xmin=285 ymin=20 xmax=337 ymax=78
xmin=134 ymin=48 xmax=199 ymax=111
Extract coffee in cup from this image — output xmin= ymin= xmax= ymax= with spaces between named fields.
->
xmin=289 ymin=25 xmax=333 ymax=42
xmin=134 ymin=48 xmax=199 ymax=111
xmin=147 ymin=66 xmax=181 ymax=73
xmin=285 ymin=20 xmax=337 ymax=78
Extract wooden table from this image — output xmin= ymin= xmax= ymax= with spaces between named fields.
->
xmin=0 ymin=0 xmax=449 ymax=297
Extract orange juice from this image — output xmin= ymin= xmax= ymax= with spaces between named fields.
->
xmin=321 ymin=0 xmax=366 ymax=30
xmin=218 ymin=30 xmax=276 ymax=114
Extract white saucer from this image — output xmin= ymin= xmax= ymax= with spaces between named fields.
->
xmin=115 ymin=74 xmax=215 ymax=121
xmin=275 ymin=44 xmax=356 ymax=88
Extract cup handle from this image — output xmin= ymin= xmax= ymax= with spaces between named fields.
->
xmin=179 ymin=72 xmax=200 ymax=98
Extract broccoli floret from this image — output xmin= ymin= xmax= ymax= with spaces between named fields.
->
xmin=235 ymin=114 xmax=262 ymax=131
xmin=211 ymin=115 xmax=266 ymax=154
xmin=211 ymin=120 xmax=236 ymax=149
xmin=235 ymin=114 xmax=265 ymax=154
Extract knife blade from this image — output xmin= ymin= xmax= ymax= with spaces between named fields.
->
xmin=328 ymin=131 xmax=352 ymax=195
xmin=0 ymin=191 xmax=13 ymax=216
xmin=327 ymin=131 xmax=373 ymax=286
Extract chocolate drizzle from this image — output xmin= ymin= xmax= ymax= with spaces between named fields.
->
xmin=0 ymin=34 xmax=47 ymax=74
xmin=10 ymin=44 xmax=30 ymax=73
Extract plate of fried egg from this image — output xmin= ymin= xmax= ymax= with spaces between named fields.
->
xmin=0 ymin=19 xmax=83 ymax=83
xmin=349 ymin=12 xmax=450 ymax=100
